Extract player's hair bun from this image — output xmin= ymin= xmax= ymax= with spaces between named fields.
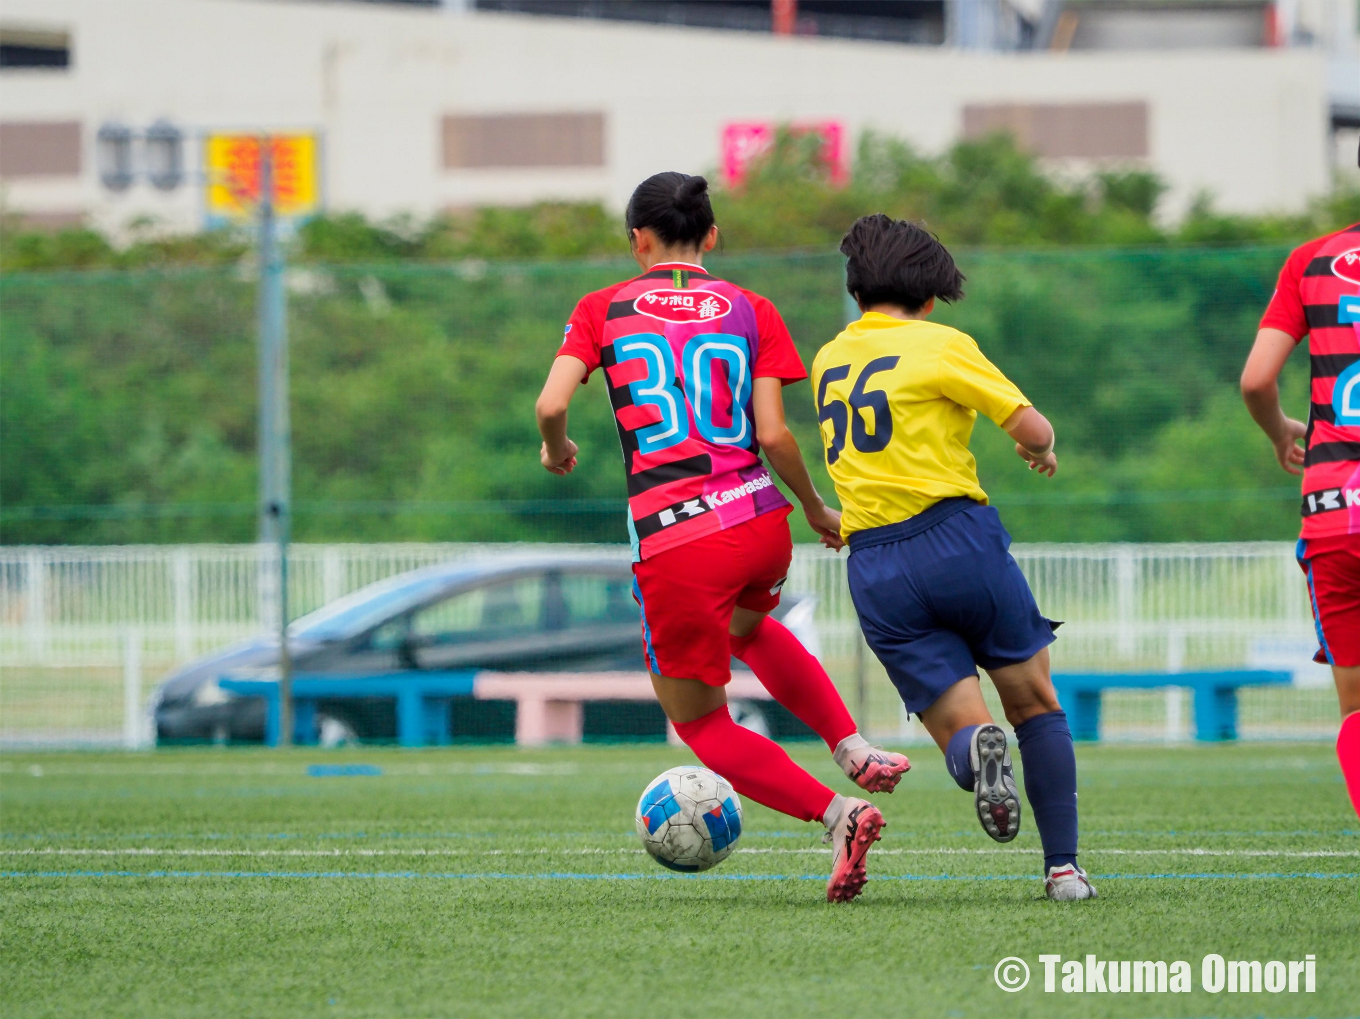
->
xmin=673 ymin=175 xmax=709 ymax=211
xmin=626 ymin=172 xmax=716 ymax=248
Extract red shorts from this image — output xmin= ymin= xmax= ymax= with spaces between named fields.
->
xmin=1298 ymin=536 xmax=1360 ymax=668
xmin=632 ymin=506 xmax=794 ymax=686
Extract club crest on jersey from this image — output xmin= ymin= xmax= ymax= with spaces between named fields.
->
xmin=1330 ymin=248 xmax=1360 ymax=285
xmin=633 ymin=289 xmax=731 ymax=324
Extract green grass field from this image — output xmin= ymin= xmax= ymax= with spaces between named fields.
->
xmin=2 ymin=743 xmax=1356 ymax=1019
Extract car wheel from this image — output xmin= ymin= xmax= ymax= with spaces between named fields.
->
xmin=317 ymin=713 xmax=359 ymax=748
xmin=728 ymin=700 xmax=771 ymax=739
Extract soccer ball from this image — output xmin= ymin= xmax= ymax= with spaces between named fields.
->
xmin=634 ymin=766 xmax=744 ymax=872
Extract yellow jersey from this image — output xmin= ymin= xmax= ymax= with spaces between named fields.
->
xmin=810 ymin=312 xmax=1030 ymax=538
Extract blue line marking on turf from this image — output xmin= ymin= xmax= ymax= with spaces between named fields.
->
xmin=305 ymin=765 xmax=382 ymax=778
xmin=2 ymin=870 xmax=1354 ymax=882
xmin=3 ymin=828 xmax=1357 ymax=841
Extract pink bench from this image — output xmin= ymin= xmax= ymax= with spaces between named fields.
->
xmin=474 ymin=672 xmax=772 ymax=746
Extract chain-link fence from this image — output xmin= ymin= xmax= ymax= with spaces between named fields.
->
xmin=0 ymin=245 xmax=1306 ymax=546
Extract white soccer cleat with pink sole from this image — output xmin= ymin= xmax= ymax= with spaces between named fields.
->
xmin=834 ymin=736 xmax=911 ymax=794
xmin=825 ymin=798 xmax=885 ymax=903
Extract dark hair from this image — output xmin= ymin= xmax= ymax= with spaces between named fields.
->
xmin=625 ymin=172 xmax=715 ymax=248
xmin=840 ymin=214 xmax=965 ymax=312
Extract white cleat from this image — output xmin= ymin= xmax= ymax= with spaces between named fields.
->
xmin=824 ymin=798 xmax=885 ymax=903
xmin=1045 ymin=864 xmax=1097 ymax=901
xmin=833 ymin=735 xmax=911 ymax=794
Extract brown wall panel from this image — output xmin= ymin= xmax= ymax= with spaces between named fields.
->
xmin=963 ymin=102 xmax=1149 ymax=159
xmin=442 ymin=112 xmax=605 ymax=169
xmin=0 ymin=120 xmax=82 ymax=177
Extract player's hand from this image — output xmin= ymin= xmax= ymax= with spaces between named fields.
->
xmin=1016 ymin=444 xmax=1057 ymax=478
xmin=541 ymin=438 xmax=578 ymax=475
xmin=804 ymin=501 xmax=845 ymax=552
xmin=1272 ymin=418 xmax=1307 ymax=476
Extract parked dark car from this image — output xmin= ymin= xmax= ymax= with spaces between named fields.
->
xmin=152 ymin=554 xmax=816 ymax=744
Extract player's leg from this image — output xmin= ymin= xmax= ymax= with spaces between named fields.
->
xmin=1303 ymin=541 xmax=1360 ymax=817
xmin=651 ymin=672 xmax=837 ymax=822
xmin=730 ymin=608 xmax=909 ymax=792
xmin=635 ymin=528 xmax=884 ymax=901
xmin=984 ymin=649 xmax=1092 ymax=900
xmin=726 ymin=508 xmax=908 ymax=791
xmin=914 ymin=675 xmax=1022 ymax=843
xmin=653 ymin=675 xmax=884 ymax=902
xmin=1335 ymin=667 xmax=1360 ymax=819
xmin=848 ymin=509 xmax=1027 ymax=843
xmin=951 ymin=505 xmax=1091 ymax=900
xmin=912 ymin=501 xmax=1090 ymax=897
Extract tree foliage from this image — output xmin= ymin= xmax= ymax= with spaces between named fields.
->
xmin=2 ymin=130 xmax=1353 ymax=544
xmin=0 ymin=246 xmax=1313 ymax=545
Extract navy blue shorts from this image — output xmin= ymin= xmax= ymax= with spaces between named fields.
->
xmin=847 ymin=498 xmax=1058 ymax=716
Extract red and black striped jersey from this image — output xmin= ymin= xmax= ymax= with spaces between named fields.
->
xmin=559 ymin=261 xmax=807 ymax=560
xmin=1260 ymin=223 xmax=1360 ymax=540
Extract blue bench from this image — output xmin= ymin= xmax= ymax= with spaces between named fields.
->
xmin=219 ymin=672 xmax=477 ymax=747
xmin=1052 ymin=670 xmax=1293 ymax=742
xmin=223 ymin=668 xmax=1296 ymax=746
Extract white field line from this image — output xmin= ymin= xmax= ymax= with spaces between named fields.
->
xmin=3 ymin=847 xmax=1358 ymax=859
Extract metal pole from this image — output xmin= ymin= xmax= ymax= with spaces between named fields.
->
xmin=123 ymin=627 xmax=143 ymax=750
xmin=257 ymin=136 xmax=293 ymax=746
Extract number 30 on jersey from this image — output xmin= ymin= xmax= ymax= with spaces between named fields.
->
xmin=616 ymin=333 xmax=753 ymax=454
xmin=816 ymin=356 xmax=900 ymax=465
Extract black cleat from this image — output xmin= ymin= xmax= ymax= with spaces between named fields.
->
xmin=970 ymin=724 xmax=1020 ymax=842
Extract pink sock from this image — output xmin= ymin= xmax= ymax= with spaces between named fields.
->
xmin=1339 ymin=712 xmax=1360 ymax=820
xmin=730 ymin=618 xmax=857 ymax=751
xmin=672 ymin=706 xmax=836 ymax=823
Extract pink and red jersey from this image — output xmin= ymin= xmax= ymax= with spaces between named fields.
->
xmin=560 ymin=261 xmax=807 ymax=560
xmin=1261 ymin=224 xmax=1360 ymax=542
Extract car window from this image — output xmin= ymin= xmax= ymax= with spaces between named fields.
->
xmin=560 ymin=573 xmax=637 ymax=626
xmin=411 ymin=576 xmax=545 ymax=644
xmin=292 ymin=574 xmax=453 ymax=642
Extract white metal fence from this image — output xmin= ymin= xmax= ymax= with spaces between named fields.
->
xmin=0 ymin=542 xmax=1336 ymax=747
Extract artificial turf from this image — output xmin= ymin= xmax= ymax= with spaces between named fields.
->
xmin=1 ymin=743 xmax=1356 ymax=1019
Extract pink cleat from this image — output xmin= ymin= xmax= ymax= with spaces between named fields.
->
xmin=825 ymin=798 xmax=885 ymax=903
xmin=834 ymin=736 xmax=911 ymax=794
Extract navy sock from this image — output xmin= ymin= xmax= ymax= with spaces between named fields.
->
xmin=944 ymin=725 xmax=980 ymax=792
xmin=1014 ymin=710 xmax=1079 ymax=873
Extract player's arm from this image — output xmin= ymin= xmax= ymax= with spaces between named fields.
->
xmin=941 ymin=334 xmax=1057 ymax=478
xmin=1003 ymin=406 xmax=1057 ymax=478
xmin=752 ymin=376 xmax=845 ymax=551
xmin=1241 ymin=327 xmax=1306 ymax=475
xmin=535 ymin=355 xmax=587 ymax=475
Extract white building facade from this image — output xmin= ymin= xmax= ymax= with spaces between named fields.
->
xmin=0 ymin=0 xmax=1348 ymax=233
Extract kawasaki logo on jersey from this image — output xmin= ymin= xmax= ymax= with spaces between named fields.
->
xmin=702 ymin=472 xmax=776 ymax=510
